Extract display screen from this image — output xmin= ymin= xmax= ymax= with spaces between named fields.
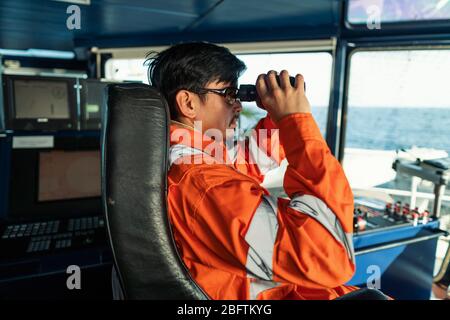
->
xmin=13 ymin=79 xmax=70 ymax=119
xmin=85 ymin=81 xmax=106 ymax=120
xmin=38 ymin=150 xmax=101 ymax=202
xmin=348 ymin=0 xmax=450 ymax=24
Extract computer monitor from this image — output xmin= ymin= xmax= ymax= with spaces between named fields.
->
xmin=80 ymin=79 xmax=117 ymax=130
xmin=2 ymin=75 xmax=78 ymax=131
xmin=8 ymin=136 xmax=101 ymax=219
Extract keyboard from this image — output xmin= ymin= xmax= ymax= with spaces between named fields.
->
xmin=0 ymin=216 xmax=107 ymax=258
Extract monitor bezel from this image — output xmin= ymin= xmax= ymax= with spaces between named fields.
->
xmin=3 ymin=74 xmax=78 ymax=131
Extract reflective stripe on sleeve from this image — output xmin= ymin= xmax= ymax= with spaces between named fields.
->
xmin=288 ymin=194 xmax=355 ymax=263
xmin=245 ymin=195 xmax=279 ymax=281
xmin=249 ymin=278 xmax=279 ymax=300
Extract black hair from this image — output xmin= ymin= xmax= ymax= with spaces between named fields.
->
xmin=145 ymin=42 xmax=246 ymax=119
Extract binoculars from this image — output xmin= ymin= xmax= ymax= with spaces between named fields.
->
xmin=237 ymin=76 xmax=305 ymax=102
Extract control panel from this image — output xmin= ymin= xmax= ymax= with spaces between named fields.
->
xmin=353 ymin=200 xmax=433 ymax=234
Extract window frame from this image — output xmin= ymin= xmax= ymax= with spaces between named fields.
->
xmin=339 ymin=44 xmax=450 ymax=162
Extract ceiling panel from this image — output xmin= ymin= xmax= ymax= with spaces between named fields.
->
xmin=0 ymin=0 xmax=340 ymax=51
xmin=189 ymin=0 xmax=337 ymax=31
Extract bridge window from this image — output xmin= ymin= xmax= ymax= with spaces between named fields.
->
xmin=105 ymin=59 xmax=149 ymax=83
xmin=347 ymin=0 xmax=450 ymax=24
xmin=105 ymin=52 xmax=333 ymax=136
xmin=343 ymin=49 xmax=450 ymax=219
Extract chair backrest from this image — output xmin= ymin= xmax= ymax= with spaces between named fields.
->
xmin=101 ymin=83 xmax=208 ymax=300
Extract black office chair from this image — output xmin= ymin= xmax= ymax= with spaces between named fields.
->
xmin=101 ymin=83 xmax=208 ymax=300
xmin=101 ymin=83 xmax=388 ymax=301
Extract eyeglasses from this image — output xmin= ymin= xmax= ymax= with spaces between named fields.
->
xmin=197 ymin=87 xmax=239 ymax=105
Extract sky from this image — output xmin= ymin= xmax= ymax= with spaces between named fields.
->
xmin=348 ymin=50 xmax=450 ymax=108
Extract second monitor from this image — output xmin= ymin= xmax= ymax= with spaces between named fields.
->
xmin=80 ymin=79 xmax=119 ymax=130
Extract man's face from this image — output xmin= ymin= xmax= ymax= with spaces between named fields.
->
xmin=195 ymin=80 xmax=242 ymax=140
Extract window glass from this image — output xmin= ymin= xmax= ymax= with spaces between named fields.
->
xmin=344 ymin=49 xmax=450 ymax=218
xmin=105 ymin=52 xmax=333 ymax=135
xmin=104 ymin=59 xmax=148 ymax=83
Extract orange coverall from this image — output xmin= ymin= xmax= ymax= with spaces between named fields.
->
xmin=167 ymin=113 xmax=358 ymax=299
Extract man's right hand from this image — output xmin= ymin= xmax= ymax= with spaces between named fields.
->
xmin=255 ymin=70 xmax=311 ymax=123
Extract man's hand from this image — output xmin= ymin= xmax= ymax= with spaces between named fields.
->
xmin=256 ymin=70 xmax=311 ymax=123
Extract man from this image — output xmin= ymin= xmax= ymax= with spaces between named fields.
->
xmin=147 ymin=42 xmax=358 ymax=299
